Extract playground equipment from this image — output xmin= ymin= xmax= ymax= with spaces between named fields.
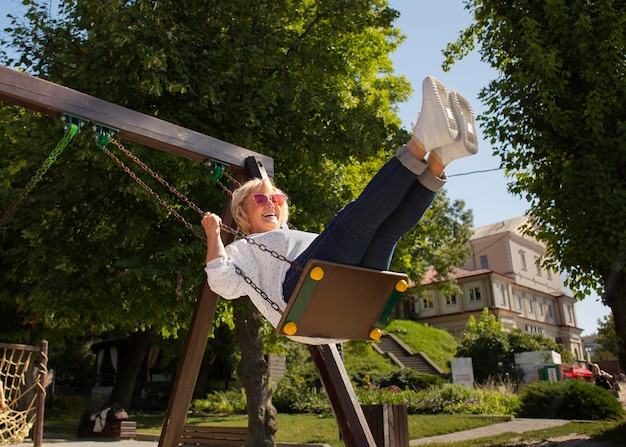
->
xmin=0 ymin=65 xmax=408 ymax=446
xmin=0 ymin=342 xmax=48 ymax=447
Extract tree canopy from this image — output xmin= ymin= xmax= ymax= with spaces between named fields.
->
xmin=1 ymin=0 xmax=474 ymax=344
xmin=1 ymin=1 xmax=478 ymax=433
xmin=457 ymin=309 xmax=572 ymax=384
xmin=444 ymin=0 xmax=626 ymax=370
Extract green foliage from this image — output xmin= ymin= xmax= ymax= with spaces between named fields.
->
xmin=406 ymin=383 xmax=519 ymax=415
xmin=444 ymin=0 xmax=626 ymax=368
xmin=457 ymin=309 xmax=573 ymax=383
xmin=343 ymin=340 xmax=399 ymax=385
xmin=593 ymin=314 xmax=619 ymax=361
xmin=276 ymin=381 xmax=520 ymax=416
xmin=384 ymin=320 xmax=458 ymax=374
xmin=191 ymin=388 xmax=248 ymax=415
xmin=374 ymin=368 xmax=446 ymax=391
xmin=519 ymin=379 xmax=625 ymax=421
xmin=272 ymin=380 xmax=332 ymax=415
xmin=456 ymin=310 xmax=513 ymax=383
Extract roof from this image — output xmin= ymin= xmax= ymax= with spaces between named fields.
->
xmin=471 ymin=215 xmax=530 ymax=240
xmin=422 ymin=266 xmax=492 ymax=285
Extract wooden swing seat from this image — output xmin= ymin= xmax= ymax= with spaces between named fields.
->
xmin=276 ymin=260 xmax=408 ymax=341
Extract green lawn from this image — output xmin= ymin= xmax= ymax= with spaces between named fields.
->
xmin=45 ymin=408 xmax=626 ymax=447
xmin=132 ymin=413 xmax=511 ymax=446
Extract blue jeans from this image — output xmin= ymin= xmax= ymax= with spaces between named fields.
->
xmin=283 ymin=148 xmax=442 ymax=302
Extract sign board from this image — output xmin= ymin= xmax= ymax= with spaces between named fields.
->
xmin=451 ymin=357 xmax=475 ymax=388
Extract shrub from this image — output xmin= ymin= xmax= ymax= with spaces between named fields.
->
xmin=409 ymin=383 xmax=519 ymax=415
xmin=518 ymin=379 xmax=625 ymax=421
xmin=190 ymin=388 xmax=247 ymax=414
xmin=374 ymin=368 xmax=446 ymax=391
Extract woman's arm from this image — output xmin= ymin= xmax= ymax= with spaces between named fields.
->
xmin=201 ymin=212 xmax=228 ymax=263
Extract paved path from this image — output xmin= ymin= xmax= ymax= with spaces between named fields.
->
xmin=410 ymin=417 xmax=571 ymax=445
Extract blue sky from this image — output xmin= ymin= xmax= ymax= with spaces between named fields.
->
xmin=1 ymin=0 xmax=610 ymax=335
xmin=388 ymin=0 xmax=610 ymax=335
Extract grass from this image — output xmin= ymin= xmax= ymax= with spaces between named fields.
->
xmin=384 ymin=319 xmax=458 ymax=374
xmin=45 ymin=408 xmax=508 ymax=446
xmin=44 ymin=407 xmax=626 ymax=447
xmin=134 ymin=413 xmax=512 ymax=447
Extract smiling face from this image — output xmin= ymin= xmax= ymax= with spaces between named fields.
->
xmin=245 ymin=190 xmax=284 ymax=234
xmin=230 ymin=178 xmax=289 ymax=235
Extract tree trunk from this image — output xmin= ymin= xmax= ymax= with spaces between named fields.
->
xmin=601 ymin=268 xmax=626 ymax=374
xmin=233 ymin=298 xmax=277 ymax=447
xmin=109 ymin=329 xmax=153 ymax=410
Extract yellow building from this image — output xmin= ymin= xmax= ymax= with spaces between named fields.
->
xmin=407 ymin=216 xmax=584 ymax=360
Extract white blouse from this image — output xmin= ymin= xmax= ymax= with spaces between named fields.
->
xmin=205 ymin=229 xmax=342 ymax=344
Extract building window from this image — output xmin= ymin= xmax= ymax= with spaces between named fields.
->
xmin=548 ymin=304 xmax=554 ymax=319
xmin=445 ymin=295 xmax=457 ymax=306
xmin=519 ymin=250 xmax=527 ymax=271
xmin=480 ymin=255 xmax=489 ymax=269
xmin=516 ymin=294 xmax=523 ymax=311
xmin=469 ymin=287 xmax=482 ymax=302
xmin=546 ymin=269 xmax=552 ymax=280
xmin=527 ymin=297 xmax=534 ymax=314
xmin=422 ymin=295 xmax=434 ymax=310
xmin=497 ymin=283 xmax=507 ymax=306
xmin=538 ymin=301 xmax=544 ymax=316
xmin=566 ymin=304 xmax=574 ymax=323
xmin=534 ymin=256 xmax=542 ymax=276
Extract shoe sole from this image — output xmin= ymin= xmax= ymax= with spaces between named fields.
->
xmin=425 ymin=76 xmax=460 ymax=141
xmin=452 ymin=91 xmax=479 ymax=155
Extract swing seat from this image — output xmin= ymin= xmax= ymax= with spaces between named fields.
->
xmin=276 ymin=260 xmax=409 ymax=341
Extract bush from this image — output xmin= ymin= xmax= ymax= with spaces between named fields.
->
xmin=518 ymin=379 xmax=625 ymax=421
xmin=374 ymin=368 xmax=446 ymax=391
xmin=272 ymin=376 xmax=331 ymax=415
xmin=190 ymin=388 xmax=247 ymax=414
xmin=408 ymin=383 xmax=519 ymax=415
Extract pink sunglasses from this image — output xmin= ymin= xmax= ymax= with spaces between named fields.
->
xmin=253 ymin=194 xmax=285 ymax=207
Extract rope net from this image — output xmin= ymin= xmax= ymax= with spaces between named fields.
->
xmin=0 ymin=345 xmax=47 ymax=445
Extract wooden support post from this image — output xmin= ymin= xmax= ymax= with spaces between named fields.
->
xmin=159 ymin=159 xmax=263 ymax=447
xmin=309 ymin=345 xmax=376 ymax=447
xmin=33 ymin=340 xmax=48 ymax=447
xmin=158 ymin=282 xmax=220 ymax=447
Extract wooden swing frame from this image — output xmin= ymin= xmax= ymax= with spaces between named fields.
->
xmin=0 ymin=65 xmax=383 ymax=446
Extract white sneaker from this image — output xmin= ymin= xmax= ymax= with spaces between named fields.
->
xmin=412 ymin=76 xmax=460 ymax=151
xmin=431 ymin=91 xmax=479 ymax=165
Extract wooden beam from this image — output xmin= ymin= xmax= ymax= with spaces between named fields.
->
xmin=310 ymin=344 xmax=376 ymax=447
xmin=0 ymin=65 xmax=274 ymax=176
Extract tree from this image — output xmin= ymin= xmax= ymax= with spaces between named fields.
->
xmin=1 ymin=0 xmax=474 ymax=439
xmin=444 ymin=0 xmax=626 ymax=373
xmin=593 ymin=314 xmax=619 ymax=361
xmin=456 ymin=309 xmax=512 ymax=383
xmin=457 ymin=309 xmax=572 ymax=384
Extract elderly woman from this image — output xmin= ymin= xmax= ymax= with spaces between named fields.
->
xmin=202 ymin=76 xmax=478 ymax=343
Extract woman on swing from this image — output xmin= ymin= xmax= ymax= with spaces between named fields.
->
xmin=202 ymin=77 xmax=478 ymax=342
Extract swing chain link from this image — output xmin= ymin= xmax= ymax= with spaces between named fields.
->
xmin=109 ymin=138 xmax=205 ymax=216
xmin=98 ymin=140 xmax=207 ymax=241
xmin=103 ymin=136 xmax=297 ymax=314
xmin=1 ymin=123 xmax=79 ymax=226
xmin=235 ymin=265 xmax=284 ymax=314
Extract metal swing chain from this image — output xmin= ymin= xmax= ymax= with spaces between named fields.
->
xmin=1 ymin=123 xmax=80 ymax=226
xmin=103 ymin=136 xmax=297 ymax=314
xmin=97 ymin=141 xmax=208 ymax=242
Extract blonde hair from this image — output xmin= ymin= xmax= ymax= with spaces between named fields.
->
xmin=231 ymin=177 xmax=289 ymax=234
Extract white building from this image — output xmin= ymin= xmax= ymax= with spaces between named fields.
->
xmin=407 ymin=216 xmax=584 ymax=360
